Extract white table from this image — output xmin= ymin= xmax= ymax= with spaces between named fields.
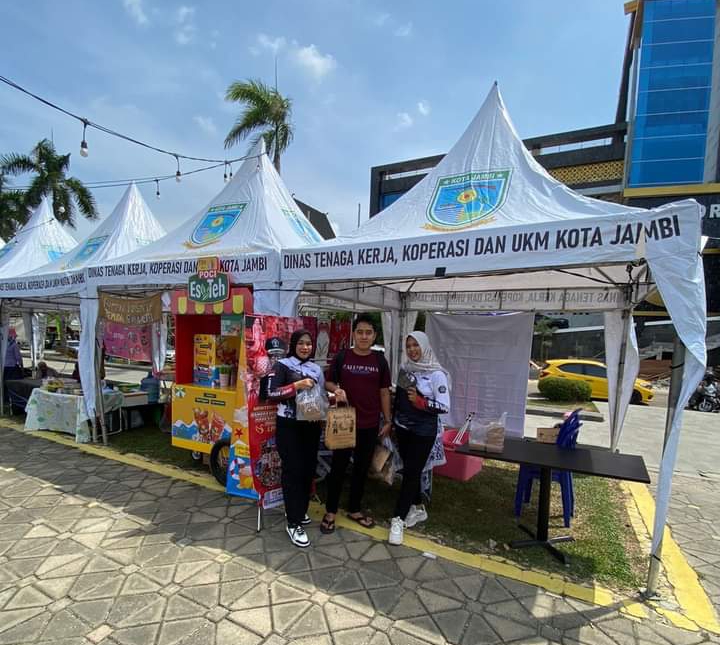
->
xmin=25 ymin=389 xmax=124 ymax=443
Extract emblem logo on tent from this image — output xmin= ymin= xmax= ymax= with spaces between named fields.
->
xmin=427 ymin=170 xmax=511 ymax=230
xmin=282 ymin=209 xmax=323 ymax=244
xmin=186 ymin=203 xmax=248 ymax=248
xmin=44 ymin=246 xmax=65 ymax=262
xmin=63 ymin=235 xmax=109 ymax=269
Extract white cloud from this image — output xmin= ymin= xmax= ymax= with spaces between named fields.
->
xmin=395 ymin=112 xmax=414 ymax=130
xmin=175 ymin=5 xmax=196 ymax=45
xmin=193 ymin=115 xmax=217 ymax=136
xmin=257 ymin=33 xmax=286 ymax=54
xmin=292 ymin=44 xmax=337 ymax=81
xmin=123 ymin=0 xmax=148 ymax=26
xmin=417 ymin=100 xmax=430 ymax=116
xmin=394 ymin=22 xmax=412 ymax=37
xmin=374 ymin=12 xmax=390 ymax=27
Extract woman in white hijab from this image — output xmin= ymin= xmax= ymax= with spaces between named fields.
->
xmin=388 ymin=331 xmax=451 ymax=546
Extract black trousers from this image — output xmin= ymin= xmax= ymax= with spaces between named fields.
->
xmin=394 ymin=426 xmax=436 ymax=520
xmin=275 ymin=416 xmax=322 ymax=526
xmin=325 ymin=426 xmax=378 ymax=515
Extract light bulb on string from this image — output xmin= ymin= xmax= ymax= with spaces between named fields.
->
xmin=223 ymin=162 xmax=228 ymax=183
xmin=228 ymin=163 xmax=233 ymax=180
xmin=175 ymin=155 xmax=181 ymax=183
xmin=155 ymin=179 xmax=160 ymax=200
xmin=79 ymin=120 xmax=89 ymax=157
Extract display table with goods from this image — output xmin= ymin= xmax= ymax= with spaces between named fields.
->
xmin=25 ymin=385 xmax=124 ymax=443
xmin=457 ymin=437 xmax=650 ymax=563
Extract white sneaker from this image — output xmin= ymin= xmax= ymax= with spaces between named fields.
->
xmin=405 ymin=504 xmax=428 ymax=528
xmin=388 ymin=517 xmax=405 ymax=546
xmin=286 ymin=524 xmax=310 ymax=548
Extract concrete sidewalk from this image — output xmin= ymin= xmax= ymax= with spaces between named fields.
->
xmin=0 ymin=428 xmax=717 ymax=645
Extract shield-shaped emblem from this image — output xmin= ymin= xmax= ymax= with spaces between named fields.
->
xmin=64 ymin=235 xmax=108 ymax=268
xmin=427 ymin=170 xmax=511 ymax=230
xmin=283 ymin=209 xmax=323 ymax=244
xmin=188 ymin=203 xmax=247 ymax=248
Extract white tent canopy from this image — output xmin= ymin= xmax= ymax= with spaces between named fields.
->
xmin=72 ymin=140 xmax=325 ymax=424
xmin=0 ymin=183 xmax=166 ymax=302
xmin=283 ymin=85 xmax=707 ymax=584
xmin=86 ymin=140 xmax=323 ymax=316
xmin=0 ymin=197 xmax=76 ymax=280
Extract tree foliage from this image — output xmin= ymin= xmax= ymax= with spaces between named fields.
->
xmin=224 ymin=79 xmax=294 ymax=174
xmin=0 ymin=139 xmax=98 ymax=228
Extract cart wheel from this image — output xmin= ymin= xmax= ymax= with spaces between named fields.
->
xmin=210 ymin=438 xmax=231 ymax=487
xmin=191 ymin=451 xmax=203 ymax=462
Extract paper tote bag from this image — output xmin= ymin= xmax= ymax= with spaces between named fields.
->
xmin=325 ymin=406 xmax=357 ymax=450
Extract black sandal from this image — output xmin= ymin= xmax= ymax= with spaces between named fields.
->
xmin=347 ymin=512 xmax=375 ymax=529
xmin=320 ymin=514 xmax=336 ymax=534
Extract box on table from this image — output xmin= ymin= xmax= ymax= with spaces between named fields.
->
xmin=536 ymin=426 xmax=560 ymax=444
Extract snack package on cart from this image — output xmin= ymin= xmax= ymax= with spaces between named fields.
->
xmin=469 ymin=413 xmax=507 ymax=453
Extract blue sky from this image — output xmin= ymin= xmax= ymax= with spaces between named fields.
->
xmin=0 ymin=1 xmax=629 ymax=242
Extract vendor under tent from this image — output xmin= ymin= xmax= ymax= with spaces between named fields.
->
xmin=0 ymin=183 xmax=166 ymax=436
xmin=80 ymin=139 xmax=325 ymax=442
xmin=282 ymin=84 xmax=706 ymax=593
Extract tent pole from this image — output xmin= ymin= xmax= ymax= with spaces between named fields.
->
xmin=610 ymin=309 xmax=631 ymax=452
xmin=645 ymin=332 xmax=685 ymax=597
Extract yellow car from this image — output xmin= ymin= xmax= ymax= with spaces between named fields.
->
xmin=539 ymin=359 xmax=654 ymax=405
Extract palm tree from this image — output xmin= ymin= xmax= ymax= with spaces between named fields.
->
xmin=0 ymin=139 xmax=98 ymax=227
xmin=0 ymin=174 xmax=26 ymax=240
xmin=224 ymin=79 xmax=293 ymax=174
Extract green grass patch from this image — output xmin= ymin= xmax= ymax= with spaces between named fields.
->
xmin=108 ymin=425 xmax=206 ymax=471
xmin=317 ymin=461 xmax=645 ymax=591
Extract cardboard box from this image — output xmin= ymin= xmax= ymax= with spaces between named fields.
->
xmin=537 ymin=427 xmax=560 ymax=444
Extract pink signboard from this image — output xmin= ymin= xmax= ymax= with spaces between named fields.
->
xmin=103 ymin=322 xmax=152 ymax=362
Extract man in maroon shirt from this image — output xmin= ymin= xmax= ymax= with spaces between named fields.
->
xmin=322 ymin=314 xmax=391 ymax=531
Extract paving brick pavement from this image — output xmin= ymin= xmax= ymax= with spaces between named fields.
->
xmin=662 ymin=474 xmax=720 ymax=615
xmin=0 ymin=427 xmax=718 ymax=645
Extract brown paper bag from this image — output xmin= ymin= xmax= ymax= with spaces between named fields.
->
xmin=371 ymin=444 xmax=391 ymax=473
xmin=325 ymin=406 xmax=356 ymax=450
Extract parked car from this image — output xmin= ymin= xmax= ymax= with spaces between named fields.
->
xmin=539 ymin=359 xmax=654 ymax=404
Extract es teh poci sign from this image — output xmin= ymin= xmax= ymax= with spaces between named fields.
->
xmin=188 ymin=257 xmax=230 ymax=304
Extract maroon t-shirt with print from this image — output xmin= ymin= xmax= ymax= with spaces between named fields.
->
xmin=329 ymin=349 xmax=391 ymax=429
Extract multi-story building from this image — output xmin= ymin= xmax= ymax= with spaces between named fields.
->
xmin=369 ymin=0 xmax=720 ymax=335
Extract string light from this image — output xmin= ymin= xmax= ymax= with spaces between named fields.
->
xmin=80 ymin=120 xmax=89 ymax=158
xmin=175 ymin=156 xmax=181 ymax=183
xmin=223 ymin=162 xmax=228 ymax=183
xmin=228 ymin=163 xmax=233 ymax=180
xmin=155 ymin=179 xmax=160 ymax=200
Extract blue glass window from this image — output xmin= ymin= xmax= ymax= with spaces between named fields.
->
xmin=636 ymin=87 xmax=711 ymax=114
xmin=643 ymin=16 xmax=715 ymax=42
xmin=638 ymin=63 xmax=712 ymax=91
xmin=380 ymin=191 xmax=404 ymax=210
xmin=641 ymin=40 xmax=714 ymax=66
xmin=629 ymin=158 xmax=705 ymax=185
xmin=628 ymin=0 xmax=716 ymax=187
xmin=644 ymin=0 xmax=715 ymax=21
xmin=631 ymin=134 xmax=706 ymax=162
xmin=634 ymin=111 xmax=709 ymax=137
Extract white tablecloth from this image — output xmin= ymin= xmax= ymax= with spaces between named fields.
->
xmin=24 ymin=389 xmax=124 ymax=443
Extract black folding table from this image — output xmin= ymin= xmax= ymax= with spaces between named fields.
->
xmin=457 ymin=438 xmax=650 ymax=563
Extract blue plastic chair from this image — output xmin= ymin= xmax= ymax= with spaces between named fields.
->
xmin=513 ymin=411 xmax=581 ymax=528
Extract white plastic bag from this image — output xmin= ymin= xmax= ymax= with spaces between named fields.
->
xmin=296 ymin=382 xmax=329 ymax=421
xmin=469 ymin=412 xmax=507 ymax=453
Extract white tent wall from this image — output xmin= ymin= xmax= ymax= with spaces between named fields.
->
xmin=604 ymin=311 xmax=641 ymax=451
xmin=21 ymin=312 xmax=36 ymax=371
xmin=381 ymin=309 xmax=419 ymax=382
xmin=79 ymin=287 xmax=99 ymax=423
